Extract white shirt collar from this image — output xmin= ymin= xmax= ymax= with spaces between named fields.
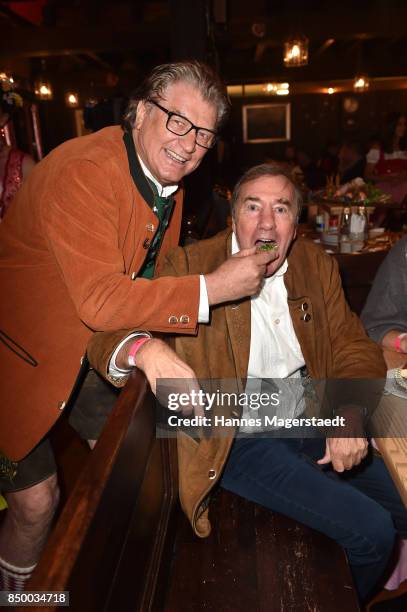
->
xmin=231 ymin=232 xmax=288 ymax=280
xmin=137 ymin=154 xmax=178 ymax=198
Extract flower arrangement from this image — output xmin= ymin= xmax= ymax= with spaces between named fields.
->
xmin=319 ymin=175 xmax=391 ymax=205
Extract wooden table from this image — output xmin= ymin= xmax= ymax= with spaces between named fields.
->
xmin=371 ymin=350 xmax=407 ymax=507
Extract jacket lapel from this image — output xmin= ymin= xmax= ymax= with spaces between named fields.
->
xmin=285 ymin=245 xmax=318 ymax=377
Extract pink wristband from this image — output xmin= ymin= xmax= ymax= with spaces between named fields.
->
xmin=395 ymin=333 xmax=407 ymax=353
xmin=128 ymin=337 xmax=151 ymax=366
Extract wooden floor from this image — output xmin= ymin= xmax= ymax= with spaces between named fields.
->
xmin=163 ymin=489 xmax=359 ymax=612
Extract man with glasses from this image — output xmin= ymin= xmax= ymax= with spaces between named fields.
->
xmin=0 ymin=61 xmax=275 ymax=590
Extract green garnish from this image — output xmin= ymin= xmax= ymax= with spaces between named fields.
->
xmin=257 ymin=242 xmax=278 ymax=251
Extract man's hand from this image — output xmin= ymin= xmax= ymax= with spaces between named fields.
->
xmin=205 ymin=246 xmax=279 ymax=305
xmin=317 ymin=438 xmax=368 ymax=472
xmin=129 ymin=338 xmax=204 ymax=416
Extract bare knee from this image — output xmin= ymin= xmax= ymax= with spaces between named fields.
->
xmin=5 ymin=475 xmax=60 ymax=529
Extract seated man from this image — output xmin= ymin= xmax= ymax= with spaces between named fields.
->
xmin=89 ymin=164 xmax=407 ymax=601
xmin=361 ymin=235 xmax=407 ymax=355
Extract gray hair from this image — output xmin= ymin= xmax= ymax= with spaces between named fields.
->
xmin=122 ymin=61 xmax=230 ymax=131
xmin=231 ymin=164 xmax=303 ymax=221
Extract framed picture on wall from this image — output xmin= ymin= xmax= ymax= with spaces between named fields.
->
xmin=242 ymin=103 xmax=291 ymax=143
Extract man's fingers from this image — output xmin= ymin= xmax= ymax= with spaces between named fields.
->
xmin=253 ymin=249 xmax=279 ymax=265
xmin=317 ymin=452 xmax=331 ymax=465
xmin=332 ymin=459 xmax=345 ymax=472
xmin=232 ymin=246 xmax=257 ymax=258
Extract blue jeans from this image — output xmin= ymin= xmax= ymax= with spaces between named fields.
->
xmin=221 ymin=437 xmax=407 ymax=600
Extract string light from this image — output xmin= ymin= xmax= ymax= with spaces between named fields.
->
xmin=35 ymin=60 xmax=53 ymax=100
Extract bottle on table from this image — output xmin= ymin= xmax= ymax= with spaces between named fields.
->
xmin=339 ymin=207 xmax=351 ymax=253
xmin=349 ymin=205 xmax=368 ymax=251
xmin=359 ymin=205 xmax=369 ymax=241
xmin=315 ymin=213 xmax=324 ymax=233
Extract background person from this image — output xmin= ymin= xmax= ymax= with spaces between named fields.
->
xmin=365 ymin=112 xmax=407 ymax=204
xmin=361 ymin=235 xmax=407 ymax=355
xmin=0 ymin=76 xmax=35 ymax=219
xmin=337 ymin=140 xmax=365 ymax=183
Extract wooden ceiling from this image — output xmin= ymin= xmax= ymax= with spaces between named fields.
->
xmin=1 ymin=0 xmax=406 ymax=95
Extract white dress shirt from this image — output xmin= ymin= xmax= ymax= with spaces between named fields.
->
xmin=230 ymin=234 xmax=306 ymax=431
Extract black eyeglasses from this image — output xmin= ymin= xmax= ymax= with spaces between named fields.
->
xmin=148 ymin=99 xmax=217 ymax=149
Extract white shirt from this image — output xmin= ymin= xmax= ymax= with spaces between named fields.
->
xmin=230 ymin=234 xmax=306 ymax=431
xmin=138 ymin=155 xmax=179 ymax=198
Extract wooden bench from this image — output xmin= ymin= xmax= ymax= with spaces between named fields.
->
xmin=23 ymin=371 xmax=360 ymax=612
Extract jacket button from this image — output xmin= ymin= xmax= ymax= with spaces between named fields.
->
xmin=58 ymin=401 xmax=66 ymax=411
xmin=302 ymin=313 xmax=312 ymax=322
xmin=146 ymin=223 xmax=155 ymax=232
xmin=179 ymin=315 xmax=190 ymax=324
xmin=168 ymin=315 xmax=178 ymax=324
xmin=208 ymin=469 xmax=217 ymax=479
xmin=131 ymin=272 xmax=137 ymax=280
xmin=301 ymin=302 xmax=309 ymax=311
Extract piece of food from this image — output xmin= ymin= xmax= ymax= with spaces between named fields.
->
xmin=256 ymin=242 xmax=278 ymax=252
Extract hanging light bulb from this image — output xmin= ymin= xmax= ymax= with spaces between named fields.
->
xmin=284 ymin=36 xmax=309 ymax=67
xmin=66 ymin=92 xmax=79 ymax=108
xmin=35 ymin=82 xmax=52 ymax=99
xmin=353 ymin=75 xmax=370 ymax=91
xmin=35 ymin=60 xmax=53 ymax=100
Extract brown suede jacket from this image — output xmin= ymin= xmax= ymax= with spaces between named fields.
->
xmin=0 ymin=126 xmax=200 ymax=461
xmin=88 ymin=230 xmax=386 ymax=537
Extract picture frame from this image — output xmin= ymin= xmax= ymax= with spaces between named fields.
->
xmin=242 ymin=103 xmax=291 ymax=143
